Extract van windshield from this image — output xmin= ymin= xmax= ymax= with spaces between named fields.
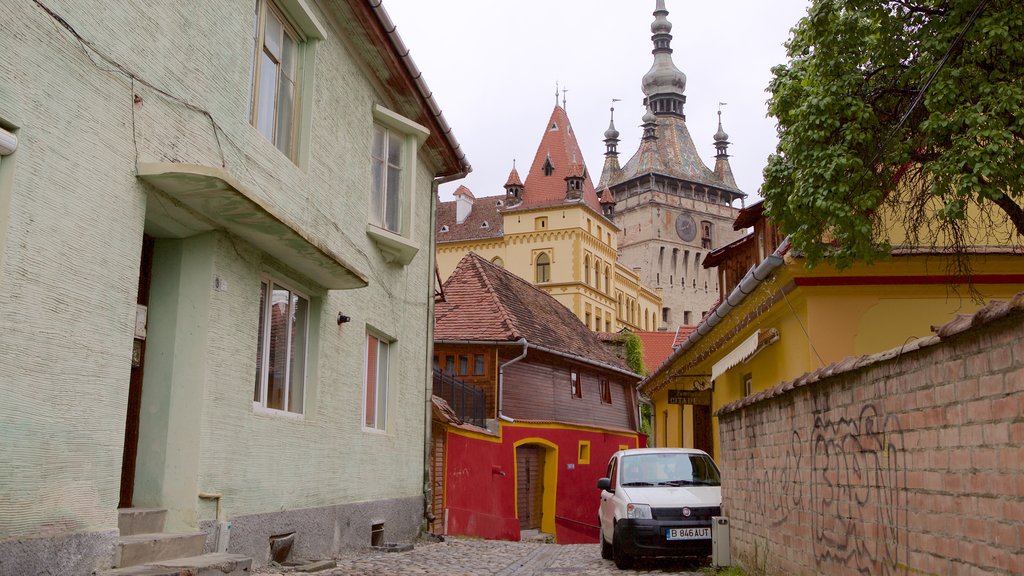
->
xmin=619 ymin=453 xmax=721 ymax=487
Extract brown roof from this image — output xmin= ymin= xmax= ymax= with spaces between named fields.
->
xmin=517 ymin=106 xmax=603 ymax=213
xmin=733 ymin=200 xmax=764 ymax=230
xmin=703 ymin=233 xmax=754 ymax=268
xmin=435 ymin=253 xmax=630 ymax=372
xmin=436 ymin=193 xmax=505 ymax=242
xmin=453 ymin=185 xmax=475 ymax=199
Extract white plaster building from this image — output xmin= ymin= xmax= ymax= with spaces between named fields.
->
xmin=0 ymin=0 xmax=467 ymax=572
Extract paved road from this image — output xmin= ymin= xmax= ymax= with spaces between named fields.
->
xmin=254 ymin=537 xmax=709 ymax=575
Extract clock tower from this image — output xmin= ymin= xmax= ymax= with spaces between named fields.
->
xmin=596 ymin=0 xmax=746 ymax=327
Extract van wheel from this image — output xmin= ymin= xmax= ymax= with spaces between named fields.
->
xmin=600 ymin=533 xmax=613 ymax=560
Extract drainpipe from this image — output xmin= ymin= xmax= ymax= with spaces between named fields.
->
xmin=422 ymin=173 xmax=464 ymax=529
xmin=497 ymin=338 xmax=529 ymax=423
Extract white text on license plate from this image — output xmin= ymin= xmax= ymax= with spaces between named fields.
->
xmin=666 ymin=527 xmax=711 ymax=540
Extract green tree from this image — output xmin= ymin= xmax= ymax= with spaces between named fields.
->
xmin=619 ymin=331 xmax=652 ymax=443
xmin=763 ymin=0 xmax=1024 ymax=270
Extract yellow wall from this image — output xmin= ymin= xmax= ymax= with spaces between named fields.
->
xmin=643 ymin=252 xmax=1024 ymax=456
xmin=438 ymin=202 xmax=662 ymax=332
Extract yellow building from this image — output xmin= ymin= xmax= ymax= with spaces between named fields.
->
xmin=436 ymin=105 xmax=662 ymax=333
xmin=640 ymin=201 xmax=1024 ymax=457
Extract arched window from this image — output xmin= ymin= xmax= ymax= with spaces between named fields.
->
xmin=491 ymin=256 xmax=504 ymax=268
xmin=535 ymin=252 xmax=551 ymax=283
xmin=584 ymin=256 xmax=590 ymax=285
xmin=604 ymin=266 xmax=610 ymax=293
xmin=593 ymin=259 xmax=601 ymax=287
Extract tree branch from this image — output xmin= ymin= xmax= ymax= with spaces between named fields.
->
xmin=991 ymin=192 xmax=1024 ymax=236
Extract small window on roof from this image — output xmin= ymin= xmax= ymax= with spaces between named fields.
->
xmin=481 ymin=221 xmax=489 ymax=229
xmin=543 ymin=157 xmax=554 ymax=176
xmin=440 ymin=225 xmax=449 ymax=233
xmin=496 ymin=199 xmax=504 ymax=206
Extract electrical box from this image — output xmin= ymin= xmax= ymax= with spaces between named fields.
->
xmin=711 ymin=516 xmax=731 ymax=567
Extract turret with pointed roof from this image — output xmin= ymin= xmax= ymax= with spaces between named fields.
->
xmin=602 ymin=0 xmax=748 ymax=328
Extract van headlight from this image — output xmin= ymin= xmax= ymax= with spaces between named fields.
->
xmin=626 ymin=503 xmax=652 ymax=519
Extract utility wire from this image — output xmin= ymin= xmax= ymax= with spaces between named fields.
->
xmin=870 ymin=0 xmax=991 ymax=166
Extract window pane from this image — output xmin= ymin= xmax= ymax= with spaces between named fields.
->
xmin=370 ymin=127 xmax=386 ymax=226
xmin=376 ymin=340 xmax=389 ymax=429
xmin=458 ymin=355 xmax=468 ymax=375
xmin=254 ymin=281 xmax=268 ymax=401
xmin=387 ymin=131 xmax=403 ymax=166
xmin=256 ymin=52 xmax=278 ymax=141
xmin=365 ymin=335 xmax=378 ymax=428
xmin=474 ymin=354 xmax=484 ymax=375
xmin=264 ymin=8 xmax=284 ymax=59
xmin=385 ymin=165 xmax=401 ymax=231
xmin=444 ymin=356 xmax=454 ymax=375
xmin=287 ymin=293 xmax=307 ymax=414
xmin=266 ymin=285 xmax=290 ymax=411
xmin=276 ymin=75 xmax=295 ymax=155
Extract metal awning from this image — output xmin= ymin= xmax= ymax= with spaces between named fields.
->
xmin=711 ymin=328 xmax=780 ymax=381
xmin=138 ymin=162 xmax=368 ymax=290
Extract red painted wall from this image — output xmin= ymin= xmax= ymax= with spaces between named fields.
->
xmin=443 ymin=423 xmax=639 ymax=544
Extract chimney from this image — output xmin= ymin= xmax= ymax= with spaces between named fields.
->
xmin=454 ymin=185 xmax=475 ymax=225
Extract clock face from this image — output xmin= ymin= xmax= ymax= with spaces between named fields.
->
xmin=675 ymin=213 xmax=697 ymax=242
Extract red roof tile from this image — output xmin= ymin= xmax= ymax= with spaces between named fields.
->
xmin=633 ymin=331 xmax=678 ymax=375
xmin=453 ymin=185 xmax=475 ymax=199
xmin=504 ymin=168 xmax=523 ymax=187
xmin=436 ymin=253 xmax=630 ymax=372
xmin=517 ymin=106 xmax=603 ymax=213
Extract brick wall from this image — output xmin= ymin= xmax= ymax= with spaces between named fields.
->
xmin=717 ymin=295 xmax=1024 ymax=576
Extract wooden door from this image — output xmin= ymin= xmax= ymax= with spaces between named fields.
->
xmin=516 ymin=445 xmax=543 ymax=530
xmin=693 ymin=404 xmax=713 ymax=458
xmin=119 ymin=234 xmax=154 ymax=508
xmin=429 ymin=423 xmax=446 ymax=535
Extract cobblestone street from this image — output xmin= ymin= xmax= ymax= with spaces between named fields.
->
xmin=254 ymin=537 xmax=710 ymax=576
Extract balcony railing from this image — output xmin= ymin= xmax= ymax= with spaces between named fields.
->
xmin=432 ymin=369 xmax=485 ymax=428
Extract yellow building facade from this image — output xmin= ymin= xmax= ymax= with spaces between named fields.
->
xmin=436 ymin=105 xmax=662 ymax=333
xmin=640 ymin=204 xmax=1024 ymax=458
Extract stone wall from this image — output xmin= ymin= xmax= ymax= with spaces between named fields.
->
xmin=717 ymin=294 xmax=1024 ymax=576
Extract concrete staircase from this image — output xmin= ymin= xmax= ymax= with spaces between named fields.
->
xmin=99 ymin=508 xmax=251 ymax=576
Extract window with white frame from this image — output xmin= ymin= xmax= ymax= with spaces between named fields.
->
xmin=253 ymin=277 xmax=309 ymax=414
xmin=367 ymin=105 xmax=429 ymax=265
xmin=364 ymin=332 xmax=391 ymax=430
xmin=371 ymin=124 xmax=404 ymax=233
xmin=249 ymin=0 xmax=303 ymax=160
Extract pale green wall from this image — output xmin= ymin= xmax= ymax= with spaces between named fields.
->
xmin=0 ymin=0 xmax=440 ymax=540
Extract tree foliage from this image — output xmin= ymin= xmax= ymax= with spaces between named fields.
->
xmin=763 ymin=0 xmax=1024 ymax=269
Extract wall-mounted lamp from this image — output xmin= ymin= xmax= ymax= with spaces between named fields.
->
xmin=337 ymin=313 xmax=351 ymax=325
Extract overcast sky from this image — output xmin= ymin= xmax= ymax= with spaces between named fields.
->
xmin=381 ymin=0 xmax=811 ymax=203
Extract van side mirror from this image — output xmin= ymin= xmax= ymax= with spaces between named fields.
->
xmin=596 ymin=477 xmax=612 ymax=491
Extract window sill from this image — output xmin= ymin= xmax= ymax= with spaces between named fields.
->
xmin=253 ymin=403 xmax=305 ymax=420
xmin=367 ymin=224 xmax=419 ymax=265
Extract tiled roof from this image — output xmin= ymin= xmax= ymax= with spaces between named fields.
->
xmin=435 ymin=253 xmax=629 ymax=371
xmin=436 ymin=193 xmax=505 ymax=242
xmin=634 ymin=331 xmax=679 ymax=375
xmin=517 ymin=106 xmax=603 ymax=213
xmin=453 ymin=185 xmax=475 ymax=199
xmin=716 ymin=290 xmax=1024 ymax=416
xmin=504 ymin=168 xmax=523 ymax=187
xmin=673 ymin=325 xmax=696 ymax=347
xmin=614 ymin=115 xmax=740 ymax=193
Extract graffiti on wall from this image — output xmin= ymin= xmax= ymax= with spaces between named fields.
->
xmin=750 ymin=429 xmax=803 ymax=528
xmin=810 ymin=404 xmax=908 ymax=575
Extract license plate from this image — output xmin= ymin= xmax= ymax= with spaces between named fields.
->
xmin=666 ymin=527 xmax=711 ymax=540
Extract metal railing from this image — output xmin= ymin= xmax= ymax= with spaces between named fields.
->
xmin=432 ymin=369 xmax=485 ymax=428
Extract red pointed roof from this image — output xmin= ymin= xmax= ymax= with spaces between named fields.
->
xmin=518 ymin=106 xmax=603 ymax=212
xmin=435 ymin=253 xmax=630 ymax=372
xmin=505 ymin=167 xmax=523 ymax=187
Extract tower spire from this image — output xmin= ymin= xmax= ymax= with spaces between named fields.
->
xmin=641 ymin=0 xmax=687 ymax=118
xmin=604 ymin=99 xmax=621 ymax=157
xmin=713 ymin=105 xmax=738 ymax=189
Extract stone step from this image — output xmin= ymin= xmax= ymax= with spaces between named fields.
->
xmin=100 ymin=552 xmax=252 ymax=575
xmin=118 ymin=508 xmax=167 ymax=537
xmin=116 ymin=531 xmax=207 ymax=568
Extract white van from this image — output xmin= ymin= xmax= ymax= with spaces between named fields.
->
xmin=596 ymin=448 xmax=721 ymax=569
